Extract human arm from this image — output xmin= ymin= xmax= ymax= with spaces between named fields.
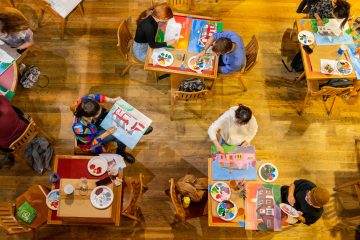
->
xmin=195 ymin=36 xmax=215 ymax=60
xmin=143 ymin=24 xmax=168 ymax=48
xmin=16 ymin=28 xmax=34 ymax=50
xmin=314 ymin=13 xmax=324 ymax=26
xmin=287 ymin=183 xmax=296 ymax=206
xmin=243 ymin=116 xmax=258 ymax=144
xmin=297 ymin=214 xmax=306 ymax=224
xmin=16 ymin=39 xmax=33 ymax=50
xmin=208 ymin=110 xmax=230 ymax=153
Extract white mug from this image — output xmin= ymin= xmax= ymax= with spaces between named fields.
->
xmin=64 ymin=184 xmax=74 ymax=195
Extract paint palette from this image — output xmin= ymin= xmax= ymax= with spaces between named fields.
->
xmin=155 ymin=50 xmax=174 ymax=67
xmin=217 ymin=200 xmax=238 ymax=221
xmin=188 ymin=56 xmax=205 ymax=72
xmin=210 ymin=182 xmax=231 ymax=202
xmin=87 ymin=156 xmax=108 ymax=176
xmin=298 ymin=30 xmax=315 ymax=45
xmin=336 ymin=60 xmax=353 ymax=75
xmin=46 ymin=189 xmax=60 ymax=210
xmin=258 ymin=163 xmax=278 ymax=183
xmin=90 ymin=186 xmax=114 ymax=209
xmin=280 ymin=203 xmax=299 ymax=217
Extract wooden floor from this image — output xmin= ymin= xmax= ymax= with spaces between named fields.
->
xmin=1 ymin=0 xmax=360 ymax=239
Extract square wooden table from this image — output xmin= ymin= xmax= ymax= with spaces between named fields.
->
xmin=47 ymin=155 xmax=123 ymax=226
xmin=295 ymin=19 xmax=360 ymax=91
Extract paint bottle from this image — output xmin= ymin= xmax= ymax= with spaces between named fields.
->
xmin=336 ymin=45 xmax=347 ymax=60
xmin=182 ymin=196 xmax=191 ymax=208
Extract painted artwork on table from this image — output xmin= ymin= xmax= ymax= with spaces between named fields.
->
xmin=310 ymin=19 xmax=353 ymax=45
xmin=156 ymin=16 xmax=192 ymax=50
xmin=188 ymin=19 xmax=223 ymax=53
xmin=245 ymin=183 xmax=282 ymax=231
xmin=0 ymin=49 xmax=15 ymax=76
xmin=211 ymin=145 xmax=257 ymax=180
xmin=347 ymin=44 xmax=360 ymax=79
xmin=100 ymin=100 xmax=152 ymax=149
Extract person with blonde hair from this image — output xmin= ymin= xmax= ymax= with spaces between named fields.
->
xmin=133 ymin=3 xmax=177 ymax=62
xmin=281 ymin=179 xmax=330 ymax=225
xmin=0 ymin=7 xmax=34 ymax=52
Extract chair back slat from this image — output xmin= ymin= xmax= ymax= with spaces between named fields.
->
xmin=174 ymin=90 xmax=208 ymax=100
xmin=8 ymin=121 xmax=38 ymax=154
xmin=122 ymin=173 xmax=144 ymax=221
xmin=0 ymin=203 xmax=32 ymax=235
xmin=167 ymin=0 xmax=191 ymax=11
xmin=117 ymin=20 xmax=133 ymax=60
xmin=312 ymin=86 xmax=354 ymax=97
xmin=169 ymin=178 xmax=186 ymax=221
xmin=244 ymin=35 xmax=259 ymax=73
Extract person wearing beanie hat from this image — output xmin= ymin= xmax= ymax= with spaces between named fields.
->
xmin=281 ymin=179 xmax=330 ymax=225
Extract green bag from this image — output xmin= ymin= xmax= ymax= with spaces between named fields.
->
xmin=16 ymin=201 xmax=37 ymax=224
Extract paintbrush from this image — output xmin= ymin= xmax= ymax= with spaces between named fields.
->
xmin=180 ymin=54 xmax=186 ymax=70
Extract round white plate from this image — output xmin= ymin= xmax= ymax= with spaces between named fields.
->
xmin=210 ymin=182 xmax=231 ymax=202
xmin=87 ymin=156 xmax=108 ymax=176
xmin=336 ymin=60 xmax=353 ymax=75
xmin=155 ymin=50 xmax=174 ymax=67
xmin=298 ymin=30 xmax=315 ymax=45
xmin=187 ymin=56 xmax=205 ymax=72
xmin=217 ymin=200 xmax=238 ymax=221
xmin=46 ymin=189 xmax=60 ymax=210
xmin=258 ymin=163 xmax=279 ymax=183
xmin=90 ymin=186 xmax=114 ymax=209
xmin=280 ymin=203 xmax=299 ymax=217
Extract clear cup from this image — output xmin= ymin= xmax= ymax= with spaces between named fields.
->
xmin=79 ymin=177 xmax=88 ymax=196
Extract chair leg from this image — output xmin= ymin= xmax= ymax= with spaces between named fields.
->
xmin=152 ymin=71 xmax=159 ymax=83
xmin=325 ymin=97 xmax=337 ymax=116
xmin=297 ymin=91 xmax=311 ymax=115
xmin=289 ymin=20 xmax=298 ymax=40
xmin=121 ymin=64 xmax=132 ymax=76
xmin=295 ymin=71 xmax=305 ymax=82
xmin=60 ymin=19 xmax=66 ymax=40
xmin=7 ymin=0 xmax=15 ymax=7
xmin=170 ymin=96 xmax=175 ymax=121
xmin=38 ymin=10 xmax=45 ymax=28
xmin=200 ymin=99 xmax=205 ymax=118
xmin=78 ymin=2 xmax=85 ymax=16
xmin=238 ymin=76 xmax=247 ymax=91
xmin=205 ymin=78 xmax=215 ymax=90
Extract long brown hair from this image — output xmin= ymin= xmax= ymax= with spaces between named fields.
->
xmin=0 ymin=7 xmax=29 ymax=33
xmin=333 ymin=0 xmax=351 ymax=29
xmin=136 ymin=3 xmax=173 ymax=25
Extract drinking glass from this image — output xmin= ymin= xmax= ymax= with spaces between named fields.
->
xmin=79 ymin=177 xmax=88 ymax=196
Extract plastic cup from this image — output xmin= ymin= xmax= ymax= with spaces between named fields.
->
xmin=64 ymin=184 xmax=74 ymax=195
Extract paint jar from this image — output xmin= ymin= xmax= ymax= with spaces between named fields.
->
xmin=336 ymin=45 xmax=347 ymax=60
xmin=182 ymin=196 xmax=191 ymax=208
xmin=229 ymin=180 xmax=238 ymax=190
xmin=64 ymin=184 xmax=74 ymax=195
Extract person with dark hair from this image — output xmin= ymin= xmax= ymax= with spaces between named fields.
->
xmin=133 ymin=3 xmax=177 ymax=62
xmin=72 ymin=94 xmax=153 ymax=163
xmin=196 ymin=31 xmax=245 ymax=74
xmin=208 ymin=104 xmax=258 ymax=154
xmin=0 ymin=95 xmax=28 ymax=150
xmin=296 ymin=0 xmax=318 ymax=14
xmin=281 ymin=179 xmax=330 ymax=225
xmin=0 ymin=7 xmax=34 ymax=52
xmin=308 ymin=0 xmax=350 ymax=29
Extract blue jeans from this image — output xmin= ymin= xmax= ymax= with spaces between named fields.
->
xmin=132 ymin=41 xmax=148 ymax=62
xmin=97 ymin=129 xmax=126 ymax=154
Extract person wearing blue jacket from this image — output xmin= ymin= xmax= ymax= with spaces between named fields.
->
xmin=196 ymin=31 xmax=246 ymax=74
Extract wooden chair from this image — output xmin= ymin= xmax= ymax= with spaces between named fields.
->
xmin=117 ymin=19 xmax=145 ymax=77
xmin=297 ymin=86 xmax=354 ymax=115
xmin=167 ymin=178 xmax=208 ymax=223
xmin=170 ymin=89 xmax=208 ymax=120
xmin=6 ymin=0 xmax=15 ymax=7
xmin=16 ymin=48 xmax=29 ymax=66
xmin=8 ymin=120 xmax=39 ymax=163
xmin=35 ymin=0 xmax=84 ymax=40
xmin=211 ymin=35 xmax=259 ymax=91
xmin=122 ymin=173 xmax=145 ymax=222
xmin=167 ymin=0 xmax=192 ymax=11
xmin=0 ymin=203 xmax=33 ymax=238
xmin=333 ymin=179 xmax=360 ymax=224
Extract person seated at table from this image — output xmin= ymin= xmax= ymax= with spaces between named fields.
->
xmin=0 ymin=7 xmax=34 ymax=53
xmin=72 ymin=94 xmax=153 ymax=163
xmin=208 ymin=104 xmax=258 ymax=154
xmin=196 ymin=31 xmax=245 ymax=74
xmin=281 ymin=179 xmax=330 ymax=225
xmin=296 ymin=0 xmax=318 ymax=14
xmin=0 ymin=95 xmax=28 ymax=150
xmin=308 ymin=0 xmax=350 ymax=29
xmin=133 ymin=3 xmax=177 ymax=62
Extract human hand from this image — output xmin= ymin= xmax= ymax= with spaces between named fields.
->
xmin=317 ymin=19 xmax=324 ymax=26
xmin=195 ymin=51 xmax=206 ymax=62
xmin=288 ymin=195 xmax=296 ymax=206
xmin=216 ymin=145 xmax=225 ymax=154
xmin=107 ymin=126 xmax=117 ymax=134
xmin=166 ymin=39 xmax=177 ymax=46
xmin=110 ymin=96 xmax=121 ymax=103
xmin=241 ymin=141 xmax=249 ymax=147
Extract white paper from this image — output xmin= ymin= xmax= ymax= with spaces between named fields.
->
xmin=47 ymin=0 xmax=81 ymax=18
xmin=320 ymin=59 xmax=340 ymax=75
xmin=164 ymin=18 xmax=182 ymax=42
xmin=99 ymin=153 xmax=127 ymax=170
xmin=318 ymin=19 xmax=343 ymax=37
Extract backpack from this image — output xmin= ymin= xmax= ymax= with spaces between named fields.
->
xmin=178 ymin=78 xmax=206 ymax=92
xmin=319 ymin=78 xmax=353 ymax=89
xmin=19 ymin=66 xmax=49 ymax=89
xmin=282 ymin=52 xmax=304 ymax=72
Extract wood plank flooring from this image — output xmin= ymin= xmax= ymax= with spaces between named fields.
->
xmin=0 ymin=0 xmax=359 ymax=239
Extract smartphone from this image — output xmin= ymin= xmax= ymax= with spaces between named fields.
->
xmin=95 ymin=176 xmax=112 ymax=186
xmin=303 ymin=45 xmax=313 ymax=54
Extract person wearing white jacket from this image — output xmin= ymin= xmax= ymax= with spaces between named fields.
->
xmin=208 ymin=104 xmax=258 ymax=154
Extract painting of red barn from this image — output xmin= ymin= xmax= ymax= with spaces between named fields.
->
xmin=245 ymin=183 xmax=281 ymax=231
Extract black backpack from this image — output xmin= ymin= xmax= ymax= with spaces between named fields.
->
xmin=282 ymin=52 xmax=304 ymax=73
xmin=319 ymin=78 xmax=353 ymax=89
xmin=178 ymin=78 xmax=206 ymax=92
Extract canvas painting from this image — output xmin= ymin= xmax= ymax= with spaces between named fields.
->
xmin=188 ymin=19 xmax=223 ymax=53
xmin=0 ymin=49 xmax=15 ymax=76
xmin=211 ymin=145 xmax=257 ymax=180
xmin=100 ymin=100 xmax=152 ymax=149
xmin=347 ymin=44 xmax=360 ymax=79
xmin=245 ymin=183 xmax=282 ymax=231
xmin=47 ymin=0 xmax=82 ymax=18
xmin=310 ymin=19 xmax=353 ymax=45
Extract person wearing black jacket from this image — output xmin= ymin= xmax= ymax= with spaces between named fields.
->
xmin=133 ymin=3 xmax=177 ymax=62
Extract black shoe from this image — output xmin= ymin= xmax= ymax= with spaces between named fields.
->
xmin=119 ymin=151 xmax=135 ymax=163
xmin=144 ymin=126 xmax=153 ymax=135
xmin=158 ymin=74 xmax=170 ymax=80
